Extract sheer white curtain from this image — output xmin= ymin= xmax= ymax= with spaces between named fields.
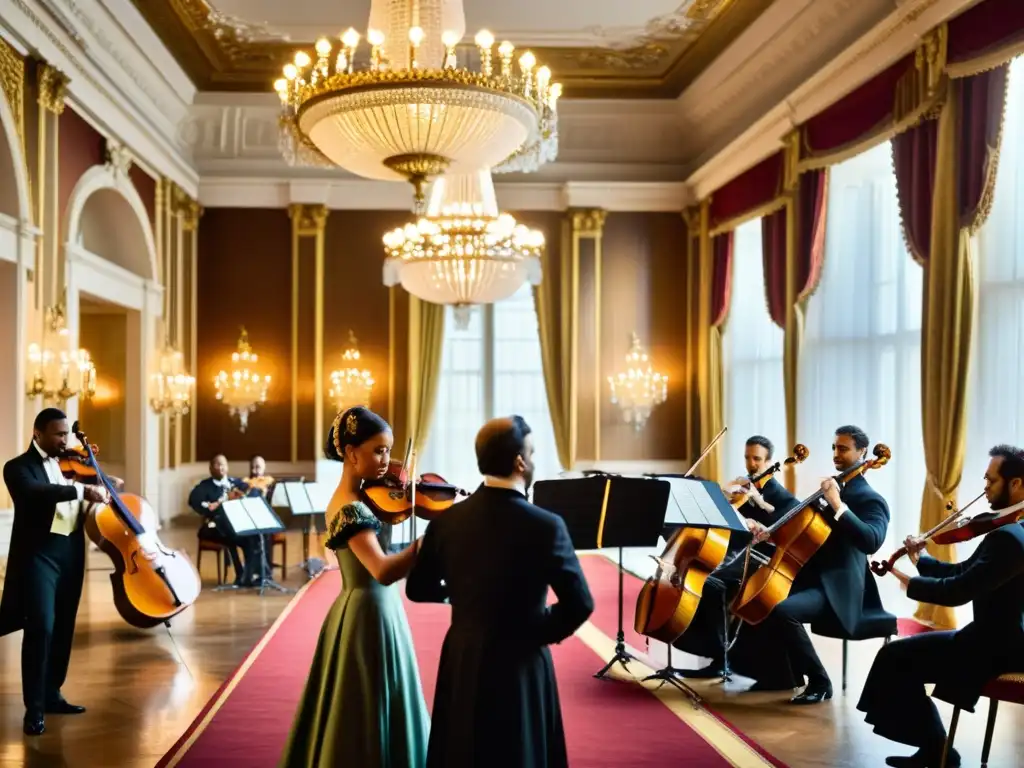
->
xmin=421 ymin=283 xmax=561 ymax=493
xmin=722 ymin=219 xmax=786 ymax=479
xmin=963 ymin=56 xmax=1024 ymax=560
xmin=797 ymin=140 xmax=925 ymax=553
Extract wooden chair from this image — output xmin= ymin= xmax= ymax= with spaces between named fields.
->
xmin=196 ymin=536 xmax=232 ymax=585
xmin=270 ymin=532 xmax=287 ymax=578
xmin=942 ymin=672 xmax=1024 ymax=768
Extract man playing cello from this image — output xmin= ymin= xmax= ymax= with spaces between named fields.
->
xmin=858 ymin=444 xmax=1024 ymax=768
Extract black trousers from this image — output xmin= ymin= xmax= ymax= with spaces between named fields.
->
xmin=22 ymin=527 xmax=85 ymax=714
xmin=857 ymin=631 xmax=955 ymax=750
xmin=203 ymin=512 xmax=263 ymax=582
xmin=760 ymin=583 xmax=832 ymax=685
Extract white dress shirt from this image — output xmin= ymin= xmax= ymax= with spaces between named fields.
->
xmin=33 ymin=440 xmax=85 ymax=536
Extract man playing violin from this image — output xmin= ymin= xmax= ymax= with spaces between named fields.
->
xmin=858 ymin=444 xmax=1024 ymax=768
xmin=730 ymin=425 xmax=891 ymax=703
xmin=0 ymin=408 xmax=112 ymax=736
xmin=672 ymin=435 xmax=798 ymax=682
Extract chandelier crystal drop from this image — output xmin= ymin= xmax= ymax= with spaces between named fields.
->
xmin=274 ymin=0 xmax=561 ymax=210
xmin=26 ymin=304 xmax=96 ymax=404
xmin=382 ymin=168 xmax=544 ymax=328
xmin=214 ymin=328 xmax=271 ymax=433
xmin=329 ymin=331 xmax=375 ymax=412
xmin=150 ymin=345 xmax=195 ymax=416
xmin=608 ymin=333 xmax=668 ymax=433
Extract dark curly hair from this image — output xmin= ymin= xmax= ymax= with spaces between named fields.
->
xmin=324 ymin=406 xmax=392 ymax=462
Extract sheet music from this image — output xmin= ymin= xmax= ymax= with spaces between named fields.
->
xmin=663 ymin=478 xmax=730 ymax=528
xmin=242 ymin=497 xmax=281 ymax=529
xmin=270 ymin=482 xmax=290 ymax=507
xmin=303 ymin=482 xmax=332 ymax=514
xmin=284 ymin=482 xmax=312 ymax=513
xmin=221 ymin=499 xmax=253 ymax=534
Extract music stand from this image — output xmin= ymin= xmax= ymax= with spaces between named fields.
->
xmin=271 ymin=480 xmax=328 ymax=578
xmin=644 ymin=476 xmax=752 ymax=694
xmin=214 ymin=496 xmax=293 ymax=595
xmin=533 ymin=475 xmax=670 ymax=681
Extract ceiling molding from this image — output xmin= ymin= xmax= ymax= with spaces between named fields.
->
xmin=198 ymin=177 xmax=692 ymax=212
xmin=684 ymin=0 xmax=980 ymax=199
xmin=128 ymin=0 xmax=775 ymax=98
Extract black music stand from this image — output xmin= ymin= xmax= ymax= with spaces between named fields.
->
xmin=533 ymin=474 xmax=670 ymax=681
xmin=271 ymin=480 xmax=328 ymax=578
xmin=646 ymin=475 xmax=752 ymax=693
xmin=214 ymin=496 xmax=293 ymax=595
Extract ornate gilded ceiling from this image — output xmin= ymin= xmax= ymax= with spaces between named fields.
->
xmin=130 ymin=0 xmax=774 ymax=98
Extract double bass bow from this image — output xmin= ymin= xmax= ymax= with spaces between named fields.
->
xmin=870 ymin=491 xmax=986 ymax=577
xmin=731 ymin=443 xmax=891 ymax=625
xmin=634 ymin=427 xmax=729 ymax=644
xmin=74 ymin=422 xmax=202 ymax=629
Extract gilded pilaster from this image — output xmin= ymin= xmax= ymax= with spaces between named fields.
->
xmin=35 ymin=63 xmax=68 ymax=312
xmin=181 ymin=194 xmax=202 ymax=465
xmin=289 ymin=204 xmax=329 ymax=462
xmin=0 ymin=39 xmax=26 ymax=164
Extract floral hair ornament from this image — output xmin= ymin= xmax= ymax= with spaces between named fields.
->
xmin=332 ymin=411 xmax=345 ymax=458
xmin=346 ymin=412 xmax=358 ymax=435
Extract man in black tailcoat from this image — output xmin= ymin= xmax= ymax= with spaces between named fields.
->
xmin=406 ymin=415 xmax=595 ymax=768
xmin=858 ymin=444 xmax=1024 ymax=768
xmin=672 ymin=435 xmax=799 ymax=685
xmin=728 ymin=424 xmax=891 ymax=703
xmin=0 ymin=408 xmax=110 ymax=735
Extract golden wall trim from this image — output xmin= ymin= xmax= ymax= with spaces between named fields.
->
xmin=37 ymin=63 xmax=68 ymax=115
xmin=569 ymin=208 xmax=607 ymax=462
xmin=0 ymin=39 xmax=25 ymax=152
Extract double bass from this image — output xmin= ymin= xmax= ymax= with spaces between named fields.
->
xmin=731 ymin=443 xmax=891 ymax=625
xmin=74 ymin=422 xmax=202 ymax=629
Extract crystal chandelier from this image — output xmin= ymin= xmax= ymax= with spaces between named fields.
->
xmin=608 ymin=333 xmax=668 ymax=432
xmin=329 ymin=331 xmax=375 ymax=411
xmin=214 ymin=328 xmax=271 ymax=433
xmin=274 ymin=0 xmax=561 ymax=210
xmin=150 ymin=344 xmax=195 ymax=416
xmin=382 ymin=169 xmax=543 ymax=328
xmin=26 ymin=304 xmax=96 ymax=404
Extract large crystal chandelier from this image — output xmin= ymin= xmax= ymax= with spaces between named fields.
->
xmin=382 ymin=169 xmax=543 ymax=328
xmin=214 ymin=328 xmax=271 ymax=433
xmin=608 ymin=333 xmax=668 ymax=432
xmin=274 ymin=0 xmax=561 ymax=210
xmin=329 ymin=331 xmax=375 ymax=411
xmin=150 ymin=344 xmax=195 ymax=416
xmin=26 ymin=304 xmax=96 ymax=404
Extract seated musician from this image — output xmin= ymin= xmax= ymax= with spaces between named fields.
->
xmin=673 ymin=435 xmax=797 ymax=681
xmin=245 ymin=453 xmax=275 ymax=573
xmin=858 ymin=444 xmax=1024 ymax=768
xmin=187 ymin=454 xmax=261 ymax=587
xmin=729 ymin=425 xmax=890 ymax=703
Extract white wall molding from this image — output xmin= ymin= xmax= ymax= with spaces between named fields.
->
xmin=684 ymin=0 xmax=979 ymax=199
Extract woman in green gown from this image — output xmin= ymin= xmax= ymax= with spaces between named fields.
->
xmin=279 ymin=407 xmax=430 ymax=767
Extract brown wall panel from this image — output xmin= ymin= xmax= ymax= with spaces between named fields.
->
xmin=58 ymin=107 xmax=104 ymax=224
xmin=195 ymin=208 xmax=291 ymax=460
xmin=79 ymin=309 xmax=127 ymax=464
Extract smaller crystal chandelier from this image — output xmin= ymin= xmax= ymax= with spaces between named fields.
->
xmin=383 ymin=169 xmax=544 ymax=328
xmin=26 ymin=303 xmax=96 ymax=404
xmin=608 ymin=333 xmax=668 ymax=432
xmin=214 ymin=328 xmax=271 ymax=433
xmin=150 ymin=343 xmax=195 ymax=416
xmin=329 ymin=331 xmax=375 ymax=411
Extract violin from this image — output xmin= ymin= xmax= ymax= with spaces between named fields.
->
xmin=870 ymin=492 xmax=986 ymax=577
xmin=634 ymin=426 xmax=731 ymax=644
xmin=244 ymin=475 xmax=274 ymax=496
xmin=731 ymin=443 xmax=892 ymax=626
xmin=359 ymin=440 xmax=468 ymax=525
xmin=57 ymin=444 xmax=101 ymax=483
xmin=726 ymin=444 xmax=810 ymax=508
xmin=74 ymin=421 xmax=202 ymax=629
xmin=931 ymin=496 xmax=1024 ymax=546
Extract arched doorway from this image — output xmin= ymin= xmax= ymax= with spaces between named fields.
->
xmin=62 ymin=160 xmax=161 ymax=504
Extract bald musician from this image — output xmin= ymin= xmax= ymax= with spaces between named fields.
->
xmin=858 ymin=444 xmax=1024 ymax=768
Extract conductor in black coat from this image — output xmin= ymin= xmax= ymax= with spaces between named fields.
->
xmin=858 ymin=444 xmax=1024 ymax=768
xmin=730 ymin=425 xmax=891 ymax=703
xmin=0 ymin=409 xmax=110 ymax=736
xmin=673 ymin=435 xmax=798 ymax=681
xmin=406 ymin=415 xmax=595 ymax=768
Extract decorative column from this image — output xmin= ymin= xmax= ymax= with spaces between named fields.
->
xmin=181 ymin=193 xmax=202 ymax=465
xmin=288 ymin=204 xmax=328 ymax=462
xmin=34 ymin=63 xmax=67 ymax=313
xmin=568 ymin=208 xmax=607 ymax=464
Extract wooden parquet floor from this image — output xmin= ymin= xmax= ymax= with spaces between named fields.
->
xmin=0 ymin=522 xmax=1021 ymax=767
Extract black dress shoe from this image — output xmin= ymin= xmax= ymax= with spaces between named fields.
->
xmin=790 ymin=681 xmax=833 ymax=704
xmin=675 ymin=664 xmax=725 ymax=679
xmin=747 ymin=679 xmax=799 ymax=692
xmin=885 ymin=747 xmax=960 ymax=767
xmin=45 ymin=699 xmax=86 ymax=715
xmin=23 ymin=713 xmax=45 ymax=736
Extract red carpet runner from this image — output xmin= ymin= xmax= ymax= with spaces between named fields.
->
xmin=158 ymin=557 xmax=786 ymax=767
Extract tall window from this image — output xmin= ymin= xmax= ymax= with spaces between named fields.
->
xmin=422 ymin=283 xmax=561 ymax=493
xmin=798 ymin=140 xmax=925 ymax=552
xmin=964 ymin=57 xmax=1024 ymax=558
xmin=722 ymin=219 xmax=786 ymax=478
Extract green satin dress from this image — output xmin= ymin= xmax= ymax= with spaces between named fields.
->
xmin=279 ymin=502 xmax=430 ymax=767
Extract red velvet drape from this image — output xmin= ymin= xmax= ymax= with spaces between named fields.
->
xmin=708 ymin=152 xmax=784 ymax=232
xmin=892 ymin=120 xmax=937 ymax=261
xmin=761 ymin=209 xmax=786 ymax=328
xmin=710 ymin=232 xmax=734 ymax=327
xmin=948 ymin=0 xmax=1024 ymax=64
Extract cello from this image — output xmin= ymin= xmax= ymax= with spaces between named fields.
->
xmin=74 ymin=422 xmax=202 ymax=629
xmin=633 ymin=427 xmax=729 ymax=644
xmin=731 ymin=443 xmax=891 ymax=625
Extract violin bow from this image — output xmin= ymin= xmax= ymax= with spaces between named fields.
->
xmin=685 ymin=426 xmax=728 ymax=478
